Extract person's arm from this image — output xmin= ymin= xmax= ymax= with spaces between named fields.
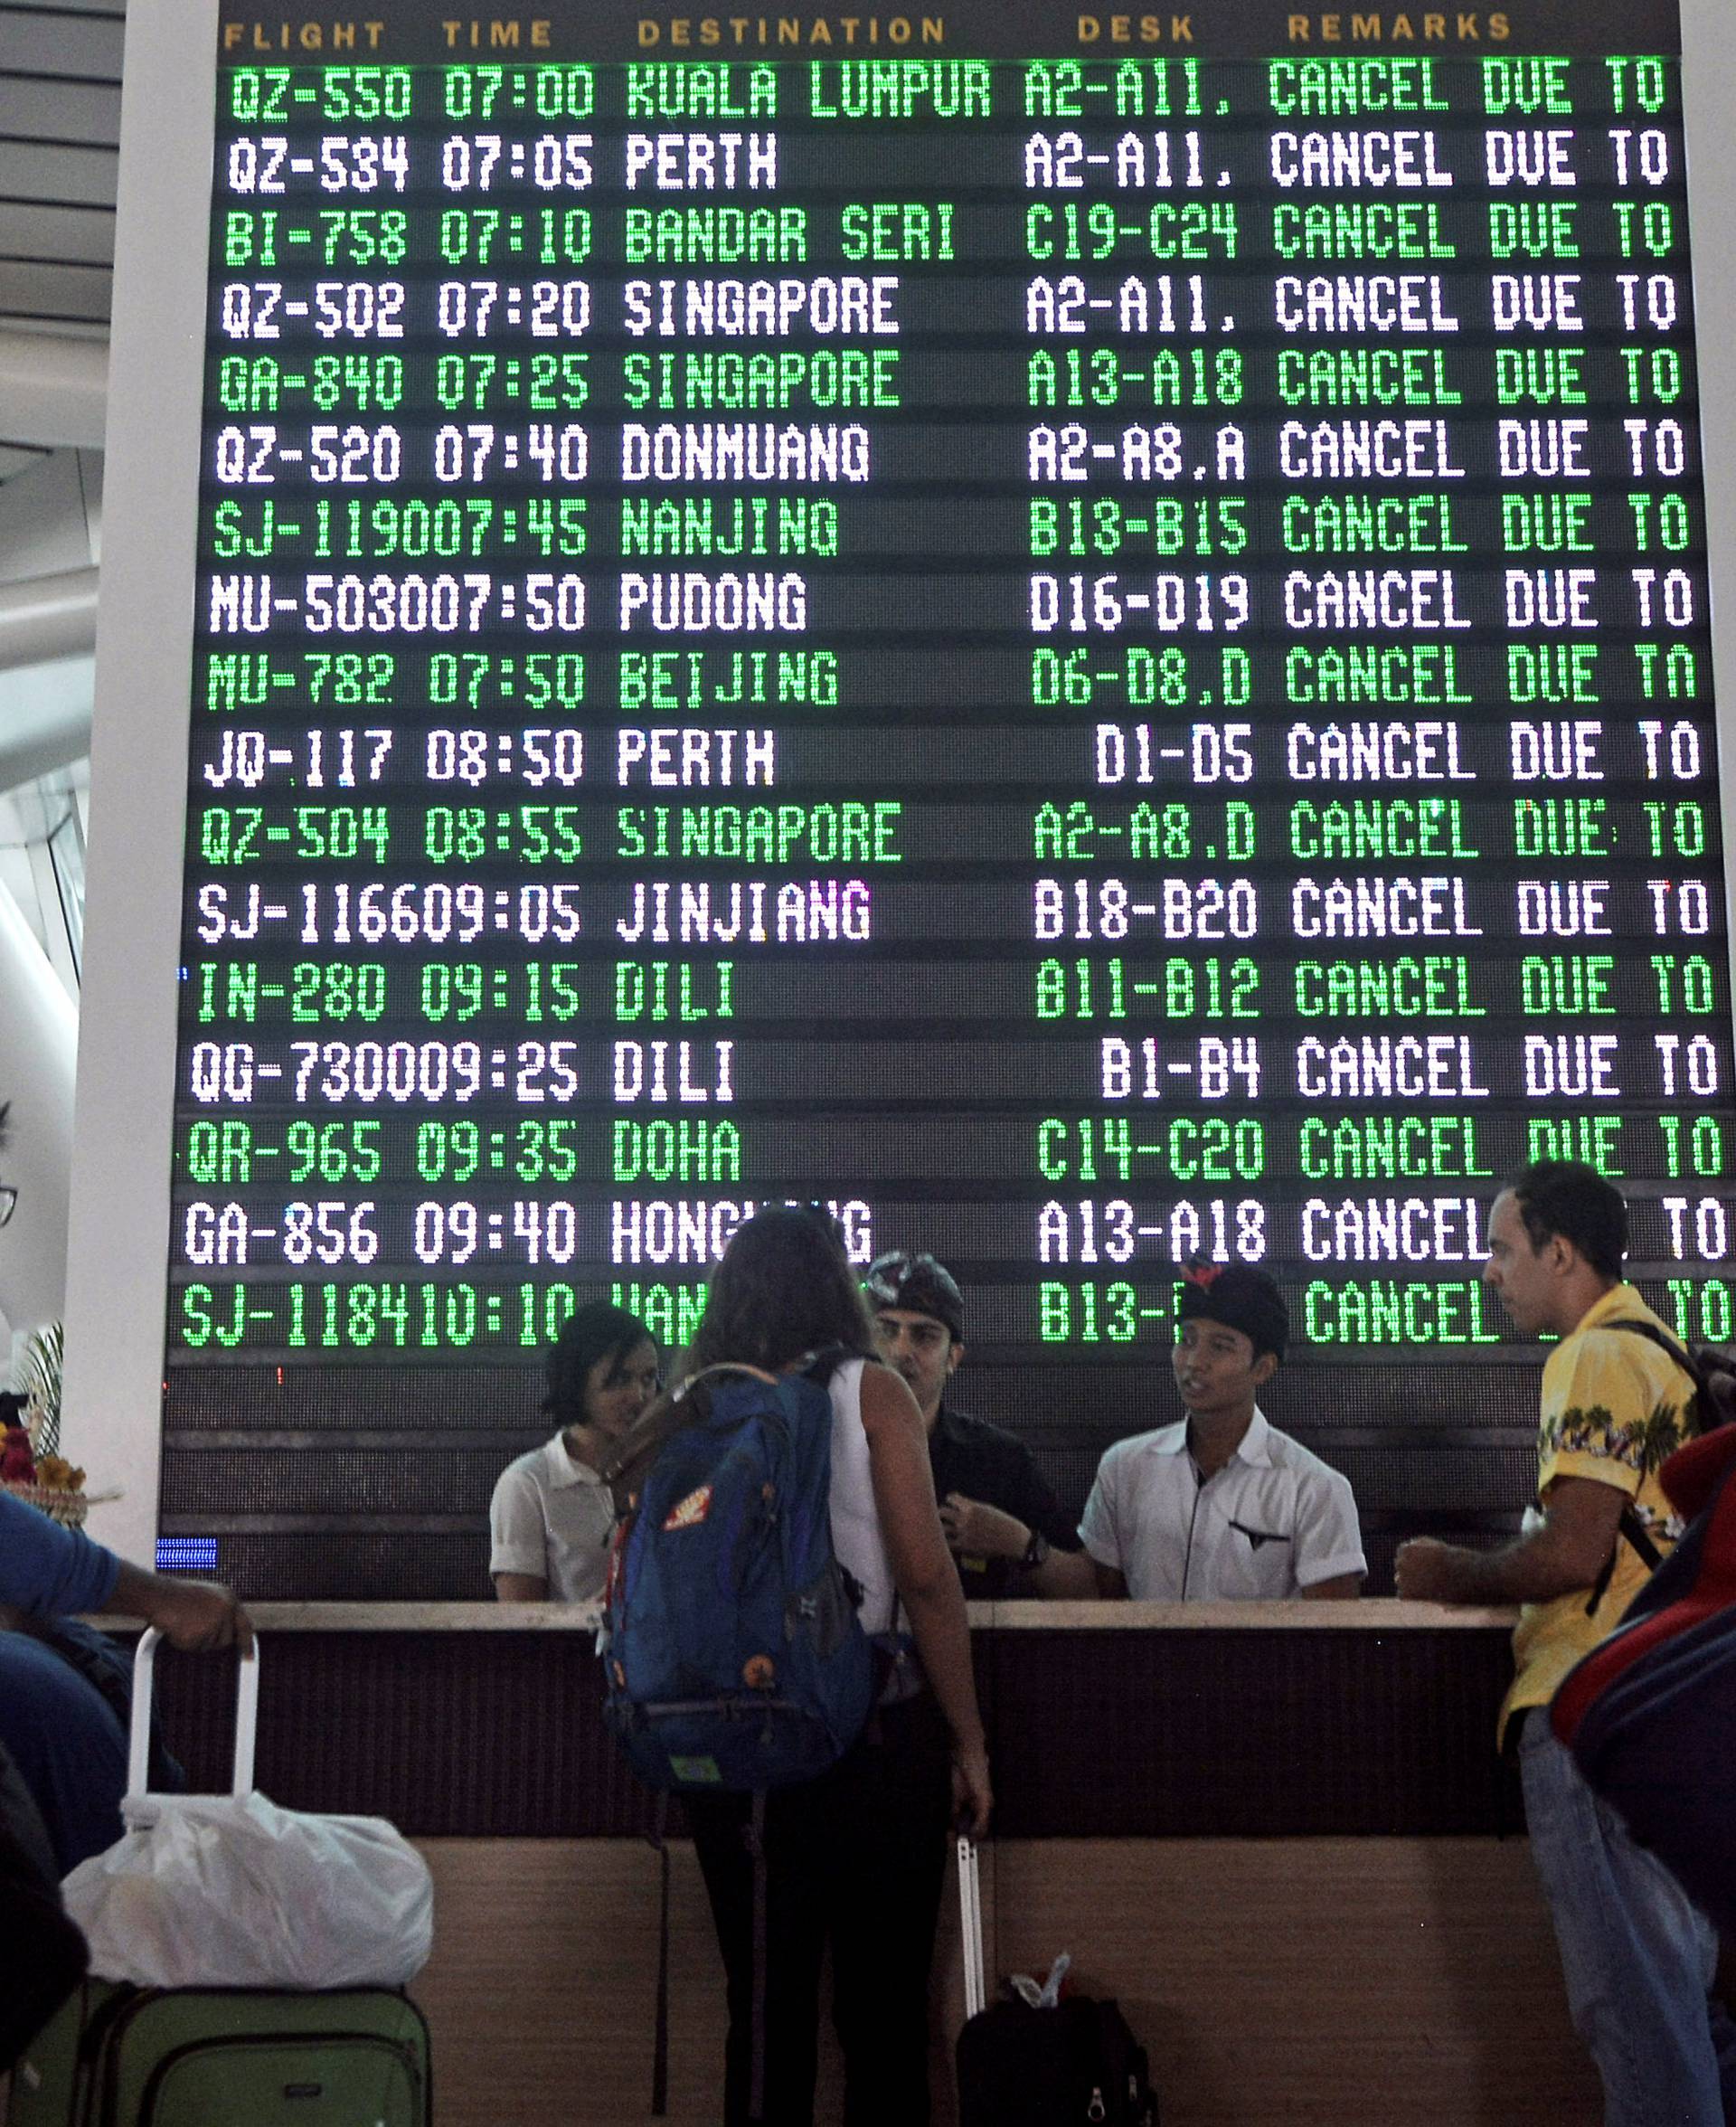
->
xmin=927 ymin=1489 xmax=1105 ymax=1596
xmin=858 ymin=1364 xmax=992 ymax=1837
xmin=941 ymin=1443 xmax=1098 ymax=1599
xmin=1393 ymin=1476 xmax=1628 ymax=1605
xmin=934 ymin=1493 xmax=1026 ymax=1568
xmin=1073 ymin=1453 xmax=1131 ymax=1601
xmin=0 ymin=1489 xmax=120 ymax=1615
xmin=1025 ymin=1546 xmax=1103 ymax=1597
xmin=101 ymin=1563 xmax=254 ymax=1652
xmin=1292 ymin=1470 xmax=1365 ymax=1602
xmin=488 ymin=1460 xmax=552 ymax=1602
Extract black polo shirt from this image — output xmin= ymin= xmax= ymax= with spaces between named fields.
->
xmin=927 ymin=1403 xmax=1084 ymax=1599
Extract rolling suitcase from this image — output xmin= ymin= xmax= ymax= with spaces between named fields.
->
xmin=7 ymin=1631 xmax=432 ymax=2127
xmin=8 ymin=1979 xmax=429 ymax=2127
xmin=954 ymin=1839 xmax=1157 ymax=2127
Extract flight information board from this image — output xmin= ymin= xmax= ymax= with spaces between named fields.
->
xmin=160 ymin=0 xmax=1733 ymax=1594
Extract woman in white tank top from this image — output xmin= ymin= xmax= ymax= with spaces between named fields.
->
xmin=675 ymin=1206 xmax=991 ymax=2127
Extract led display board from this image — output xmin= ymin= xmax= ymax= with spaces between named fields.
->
xmin=113 ymin=0 xmax=1736 ymax=1592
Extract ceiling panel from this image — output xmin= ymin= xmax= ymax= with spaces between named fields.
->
xmin=0 ymin=75 xmax=121 ymax=143
xmin=0 ymin=137 xmax=116 ymax=205
xmin=1 ymin=11 xmax=124 ymax=80
xmin=1 ymin=200 xmax=112 ymax=265
xmin=0 ymin=1 xmax=126 ymax=366
xmin=6 ymin=0 xmax=124 ymax=12
xmin=0 ymin=255 xmax=109 ymax=324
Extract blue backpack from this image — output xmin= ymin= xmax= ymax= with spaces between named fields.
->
xmin=600 ymin=1353 xmax=876 ymax=1793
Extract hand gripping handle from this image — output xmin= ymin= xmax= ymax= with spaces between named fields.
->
xmin=127 ymin=1625 xmax=259 ymax=1802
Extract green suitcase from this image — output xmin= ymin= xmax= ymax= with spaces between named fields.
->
xmin=7 ymin=1982 xmax=429 ymax=2127
xmin=5 ymin=1979 xmax=118 ymax=2127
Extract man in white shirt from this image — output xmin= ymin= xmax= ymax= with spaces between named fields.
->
xmin=1077 ymin=1260 xmax=1365 ymax=1601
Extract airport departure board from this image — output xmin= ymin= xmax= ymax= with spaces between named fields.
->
xmin=161 ymin=0 xmax=1733 ymax=1593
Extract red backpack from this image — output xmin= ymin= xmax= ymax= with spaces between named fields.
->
xmin=1552 ymin=1410 xmax=1736 ymax=1933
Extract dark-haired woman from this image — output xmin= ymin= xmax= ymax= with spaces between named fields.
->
xmin=677 ymin=1206 xmax=992 ymax=2127
xmin=490 ymin=1303 xmax=659 ymax=1602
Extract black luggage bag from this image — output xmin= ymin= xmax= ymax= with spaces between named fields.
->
xmin=954 ymin=1838 xmax=1156 ymax=2127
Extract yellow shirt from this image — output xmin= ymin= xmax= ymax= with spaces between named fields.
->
xmin=1499 ymin=1283 xmax=1691 ymax=1745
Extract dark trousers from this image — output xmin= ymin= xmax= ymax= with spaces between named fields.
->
xmin=686 ymin=1694 xmax=953 ymax=2127
xmin=0 ymin=1634 xmax=127 ymax=1874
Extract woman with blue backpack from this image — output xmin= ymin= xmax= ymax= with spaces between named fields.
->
xmin=610 ymin=1205 xmax=992 ymax=2127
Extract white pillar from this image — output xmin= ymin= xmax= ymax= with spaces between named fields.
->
xmin=0 ymin=882 xmax=77 ymax=1328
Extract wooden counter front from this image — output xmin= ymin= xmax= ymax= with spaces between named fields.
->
xmin=116 ymin=1603 xmax=1621 ymax=2125
xmin=146 ymin=1601 xmax=1526 ymax=1838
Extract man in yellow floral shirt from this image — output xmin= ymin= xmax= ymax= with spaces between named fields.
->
xmin=1396 ymin=1161 xmax=1736 ymax=2127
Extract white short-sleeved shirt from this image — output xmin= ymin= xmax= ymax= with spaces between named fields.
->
xmin=1079 ymin=1407 xmax=1365 ymax=1601
xmin=489 ymin=1432 xmax=616 ymax=1602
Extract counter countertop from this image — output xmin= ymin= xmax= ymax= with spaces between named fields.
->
xmin=113 ymin=1598 xmax=1521 ymax=1632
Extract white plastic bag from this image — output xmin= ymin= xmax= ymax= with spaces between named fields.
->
xmin=61 ymin=1630 xmax=433 ymax=1990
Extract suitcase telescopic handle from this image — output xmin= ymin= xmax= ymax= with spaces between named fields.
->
xmin=958 ymin=1836 xmax=986 ymax=2021
xmin=127 ymin=1625 xmax=260 ymax=1801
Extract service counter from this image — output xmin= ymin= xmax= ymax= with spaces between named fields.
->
xmin=136 ymin=1602 xmax=1619 ymax=2125
xmin=152 ymin=1600 xmax=1526 ymax=1839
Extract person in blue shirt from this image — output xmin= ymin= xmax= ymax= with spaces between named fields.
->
xmin=0 ymin=1492 xmax=250 ymax=1869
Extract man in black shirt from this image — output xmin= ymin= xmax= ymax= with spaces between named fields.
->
xmin=863 ymin=1251 xmax=1087 ymax=1599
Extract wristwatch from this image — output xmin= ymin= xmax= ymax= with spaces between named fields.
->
xmin=1020 ymin=1527 xmax=1051 ymax=1572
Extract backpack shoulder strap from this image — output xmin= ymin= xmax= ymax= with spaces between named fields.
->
xmin=794 ymin=1343 xmax=857 ymax=1385
xmin=1584 ymin=1506 xmax=1665 ymax=1615
xmin=1594 ymin=1317 xmax=1715 ymax=1432
xmin=679 ymin=1361 xmax=781 ymax=1394
xmin=599 ymin=1363 xmax=788 ymax=1501
xmin=600 ymin=1394 xmax=684 ymax=1493
xmin=1580 ymin=1320 xmax=1691 ymax=1612
xmin=1601 ymin=1316 xmax=1704 ymax=1392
